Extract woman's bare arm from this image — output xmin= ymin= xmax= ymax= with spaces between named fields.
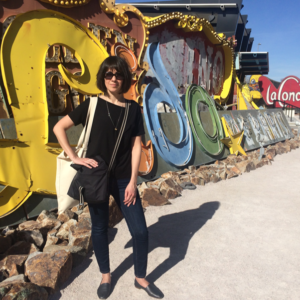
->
xmin=124 ymin=135 xmax=142 ymax=206
xmin=130 ymin=135 xmax=142 ymax=186
xmin=53 ymin=115 xmax=98 ymax=168
xmin=53 ymin=115 xmax=77 ymax=160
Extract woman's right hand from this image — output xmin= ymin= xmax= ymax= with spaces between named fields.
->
xmin=71 ymin=156 xmax=98 ymax=169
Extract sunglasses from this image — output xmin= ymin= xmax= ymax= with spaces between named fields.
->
xmin=104 ymin=72 xmax=124 ymax=80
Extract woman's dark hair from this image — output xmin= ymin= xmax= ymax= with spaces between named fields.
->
xmin=96 ymin=56 xmax=132 ymax=94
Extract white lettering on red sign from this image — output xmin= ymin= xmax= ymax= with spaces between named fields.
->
xmin=262 ymin=76 xmax=300 ymax=107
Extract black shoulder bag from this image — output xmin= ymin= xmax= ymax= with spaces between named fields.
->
xmin=67 ymin=100 xmax=129 ymax=208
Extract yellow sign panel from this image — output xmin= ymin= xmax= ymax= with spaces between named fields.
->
xmin=0 ymin=10 xmax=108 ymax=217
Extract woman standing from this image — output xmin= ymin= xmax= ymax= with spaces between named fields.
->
xmin=53 ymin=56 xmax=164 ymax=299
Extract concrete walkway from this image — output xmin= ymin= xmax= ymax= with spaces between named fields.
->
xmin=50 ymin=149 xmax=300 ymax=300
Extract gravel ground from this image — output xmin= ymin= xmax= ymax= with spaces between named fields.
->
xmin=50 ymin=148 xmax=300 ymax=300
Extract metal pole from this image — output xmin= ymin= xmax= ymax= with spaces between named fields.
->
xmin=257 ymin=43 xmax=261 ymax=51
xmin=163 ymin=104 xmax=167 ymax=113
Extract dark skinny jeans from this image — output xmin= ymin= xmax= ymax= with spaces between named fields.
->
xmin=88 ymin=177 xmax=148 ymax=278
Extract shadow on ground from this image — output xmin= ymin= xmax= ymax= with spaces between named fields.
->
xmin=111 ymin=201 xmax=220 ymax=290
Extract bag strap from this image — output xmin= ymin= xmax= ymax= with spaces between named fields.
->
xmin=108 ymin=100 xmax=130 ymax=172
xmin=77 ymin=96 xmax=98 ymax=150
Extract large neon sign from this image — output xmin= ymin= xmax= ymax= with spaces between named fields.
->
xmin=0 ymin=1 xmax=291 ymax=223
xmin=250 ymin=75 xmax=300 ymax=108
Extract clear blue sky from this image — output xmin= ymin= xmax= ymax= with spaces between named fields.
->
xmin=116 ymin=0 xmax=300 ymax=82
xmin=243 ymin=0 xmax=300 ymax=81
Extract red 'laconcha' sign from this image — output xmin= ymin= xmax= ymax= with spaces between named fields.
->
xmin=259 ymin=75 xmax=300 ymax=107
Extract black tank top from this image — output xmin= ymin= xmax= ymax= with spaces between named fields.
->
xmin=68 ymin=97 xmax=145 ymax=179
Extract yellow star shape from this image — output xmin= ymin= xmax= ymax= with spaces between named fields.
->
xmin=220 ymin=117 xmax=247 ymax=156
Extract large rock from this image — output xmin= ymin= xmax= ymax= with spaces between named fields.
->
xmin=57 ymin=210 xmax=75 ymax=223
xmin=0 ymin=274 xmax=26 ymax=288
xmin=235 ymin=160 xmax=256 ymax=173
xmin=160 ymin=172 xmax=182 ymax=185
xmin=176 ymin=169 xmax=190 ymax=176
xmin=253 ymin=159 xmax=268 ymax=169
xmin=57 ymin=219 xmax=77 ymax=240
xmin=188 ymin=165 xmax=196 ymax=172
xmin=37 ymin=210 xmax=51 ymax=223
xmin=226 ymin=165 xmax=241 ymax=176
xmin=160 ymin=186 xmax=177 ymax=199
xmin=218 ymin=170 xmax=227 ymax=180
xmin=6 ymin=241 xmax=38 ymax=256
xmin=40 ymin=217 xmax=61 ymax=233
xmin=25 ymin=250 xmax=72 ymax=295
xmin=207 ymin=166 xmax=223 ymax=175
xmin=262 ymin=157 xmax=272 ymax=166
xmin=137 ymin=182 xmax=148 ymax=198
xmin=68 ymin=219 xmax=92 ymax=253
xmin=214 ymin=160 xmax=227 ymax=167
xmin=0 ymin=255 xmax=28 ymax=276
xmin=159 ymin=178 xmax=182 ymax=200
xmin=197 ymin=165 xmax=210 ymax=172
xmin=8 ymin=264 xmax=20 ymax=277
xmin=1 ymin=282 xmax=48 ymax=300
xmin=194 ymin=170 xmax=210 ymax=183
xmin=83 ymin=205 xmax=90 ymax=214
xmin=108 ymin=195 xmax=123 ymax=228
xmin=141 ymin=199 xmax=149 ymax=208
xmin=161 ymin=171 xmax=178 ymax=179
xmin=0 ymin=237 xmax=12 ymax=254
xmin=43 ymin=245 xmax=70 ymax=253
xmin=226 ymin=154 xmax=239 ymax=164
xmin=37 ymin=210 xmax=58 ymax=223
xmin=288 ymin=142 xmax=297 ymax=150
xmin=16 ymin=230 xmax=44 ymax=248
xmin=274 ymin=142 xmax=288 ymax=155
xmin=43 ymin=245 xmax=86 ymax=268
xmin=289 ymin=140 xmax=299 ymax=149
xmin=146 ymin=178 xmax=165 ymax=189
xmin=190 ymin=175 xmax=205 ymax=186
xmin=142 ymin=188 xmax=170 ymax=206
xmin=170 ymin=174 xmax=181 ymax=185
xmin=184 ymin=168 xmax=192 ymax=174
xmin=179 ymin=174 xmax=191 ymax=183
xmin=78 ymin=213 xmax=91 ymax=224
xmin=57 ymin=240 xmax=69 ymax=246
xmin=227 ymin=171 xmax=239 ymax=180
xmin=210 ymin=174 xmax=220 ymax=183
xmin=44 ymin=229 xmax=59 ymax=248
xmin=283 ymin=143 xmax=291 ymax=152
xmin=265 ymin=153 xmax=274 ymax=161
xmin=275 ymin=146 xmax=286 ymax=155
xmin=18 ymin=221 xmax=42 ymax=232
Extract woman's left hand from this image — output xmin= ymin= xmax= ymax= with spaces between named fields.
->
xmin=124 ymin=181 xmax=137 ymax=207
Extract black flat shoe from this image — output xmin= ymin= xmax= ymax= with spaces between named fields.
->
xmin=134 ymin=279 xmax=164 ymax=299
xmin=97 ymin=282 xmax=111 ymax=299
